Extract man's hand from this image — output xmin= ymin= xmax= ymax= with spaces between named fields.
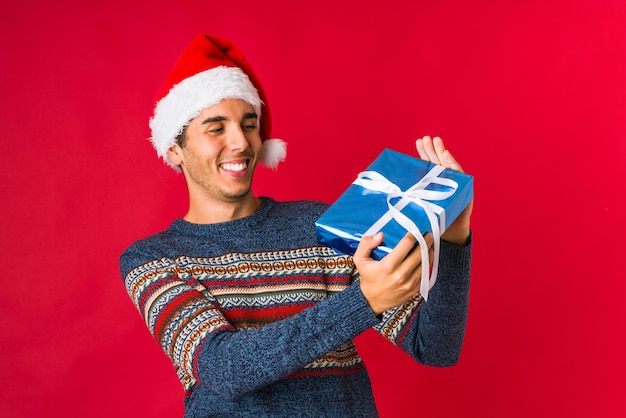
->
xmin=354 ymin=232 xmax=434 ymax=316
xmin=416 ymin=136 xmax=473 ymax=246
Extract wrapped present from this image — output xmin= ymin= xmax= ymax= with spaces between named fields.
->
xmin=315 ymin=148 xmax=474 ymax=300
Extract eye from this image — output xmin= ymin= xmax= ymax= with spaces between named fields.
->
xmin=241 ymin=115 xmax=258 ymax=131
xmin=242 ymin=123 xmax=258 ymax=132
xmin=208 ymin=126 xmax=224 ymax=135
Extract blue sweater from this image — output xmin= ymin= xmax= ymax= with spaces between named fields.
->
xmin=120 ymin=197 xmax=471 ymax=417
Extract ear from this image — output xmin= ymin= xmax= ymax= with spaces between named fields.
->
xmin=167 ymin=143 xmax=184 ymax=167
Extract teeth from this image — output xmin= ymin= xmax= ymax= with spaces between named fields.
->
xmin=221 ymin=162 xmax=246 ymax=172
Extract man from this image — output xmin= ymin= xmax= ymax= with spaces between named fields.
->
xmin=120 ymin=33 xmax=472 ymax=417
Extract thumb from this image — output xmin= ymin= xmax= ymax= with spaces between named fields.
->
xmin=353 ymin=232 xmax=384 ymax=262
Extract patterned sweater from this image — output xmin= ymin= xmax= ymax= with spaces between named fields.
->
xmin=120 ymin=197 xmax=471 ymax=417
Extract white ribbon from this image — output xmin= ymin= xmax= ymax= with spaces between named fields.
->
xmin=352 ymin=165 xmax=458 ymax=301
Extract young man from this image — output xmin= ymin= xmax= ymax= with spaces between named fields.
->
xmin=120 ymin=34 xmax=472 ymax=417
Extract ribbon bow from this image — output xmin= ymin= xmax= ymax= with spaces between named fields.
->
xmin=353 ymin=165 xmax=458 ymax=301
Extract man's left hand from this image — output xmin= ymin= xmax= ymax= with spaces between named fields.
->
xmin=415 ymin=136 xmax=473 ymax=246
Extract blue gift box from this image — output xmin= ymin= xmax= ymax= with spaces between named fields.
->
xmin=316 ymin=148 xmax=474 ymax=261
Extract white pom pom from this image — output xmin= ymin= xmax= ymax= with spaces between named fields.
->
xmin=259 ymin=138 xmax=287 ymax=169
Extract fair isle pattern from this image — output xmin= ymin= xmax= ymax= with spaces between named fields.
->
xmin=175 ymin=247 xmax=356 ymax=329
xmin=124 ymin=245 xmax=368 ymax=391
xmin=125 ymin=257 xmax=233 ymax=391
xmin=290 ymin=341 xmax=366 ymax=378
xmin=302 ymin=341 xmax=362 ymax=370
xmin=374 ymin=293 xmax=424 ymax=343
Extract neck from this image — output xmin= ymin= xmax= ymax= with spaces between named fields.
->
xmin=184 ymin=193 xmax=262 ymax=224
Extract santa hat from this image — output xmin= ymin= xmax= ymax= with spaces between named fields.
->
xmin=149 ymin=34 xmax=286 ymax=171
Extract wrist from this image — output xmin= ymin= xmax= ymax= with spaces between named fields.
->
xmin=359 ymin=282 xmax=383 ymax=316
xmin=441 ymin=227 xmax=470 ymax=246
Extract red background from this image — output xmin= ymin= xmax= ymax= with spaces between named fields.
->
xmin=1 ymin=1 xmax=625 ymax=417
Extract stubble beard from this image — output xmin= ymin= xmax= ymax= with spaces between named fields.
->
xmin=184 ymin=147 xmax=258 ymax=203
xmin=188 ymin=163 xmax=255 ymax=203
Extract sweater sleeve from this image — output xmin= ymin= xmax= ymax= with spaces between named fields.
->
xmin=120 ymin=244 xmax=379 ymax=400
xmin=371 ymin=237 xmax=472 ymax=366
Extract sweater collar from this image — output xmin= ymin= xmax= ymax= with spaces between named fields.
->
xmin=169 ymin=196 xmax=275 ymax=237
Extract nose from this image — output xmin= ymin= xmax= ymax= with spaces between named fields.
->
xmin=225 ymin=125 xmax=249 ymax=151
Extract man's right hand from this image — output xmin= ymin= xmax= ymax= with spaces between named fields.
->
xmin=353 ymin=232 xmax=434 ymax=316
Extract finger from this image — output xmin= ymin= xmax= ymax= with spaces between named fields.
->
xmin=401 ymin=232 xmax=433 ymax=266
xmin=424 ymin=232 xmax=435 ymax=249
xmin=416 ymin=136 xmax=438 ymax=163
xmin=432 ymin=136 xmax=447 ymax=164
xmin=410 ymin=234 xmax=433 ymax=292
xmin=442 ymin=149 xmax=465 ymax=173
xmin=382 ymin=232 xmax=418 ymax=267
xmin=422 ymin=135 xmax=441 ymax=165
xmin=428 ymin=239 xmax=435 ymax=264
xmin=415 ymin=137 xmax=427 ymax=160
xmin=404 ymin=264 xmax=423 ymax=295
xmin=401 ymin=236 xmax=433 ymax=292
xmin=353 ymin=232 xmax=384 ymax=262
xmin=429 ymin=136 xmax=466 ymax=172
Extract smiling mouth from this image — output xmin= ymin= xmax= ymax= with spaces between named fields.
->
xmin=220 ymin=160 xmax=249 ymax=173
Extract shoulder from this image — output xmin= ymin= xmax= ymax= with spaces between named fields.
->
xmin=119 ymin=225 xmax=179 ymax=279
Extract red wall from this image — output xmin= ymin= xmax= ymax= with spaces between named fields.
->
xmin=1 ymin=1 xmax=625 ymax=417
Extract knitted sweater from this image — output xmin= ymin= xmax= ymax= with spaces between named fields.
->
xmin=120 ymin=197 xmax=471 ymax=417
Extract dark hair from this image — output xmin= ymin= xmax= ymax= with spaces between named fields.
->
xmin=176 ymin=127 xmax=187 ymax=148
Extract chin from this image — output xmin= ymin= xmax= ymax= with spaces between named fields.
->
xmin=223 ymin=187 xmax=252 ymax=201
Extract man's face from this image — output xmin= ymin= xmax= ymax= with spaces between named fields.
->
xmin=169 ymin=99 xmax=263 ymax=204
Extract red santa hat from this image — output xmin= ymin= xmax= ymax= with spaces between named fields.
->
xmin=149 ymin=34 xmax=286 ymax=171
